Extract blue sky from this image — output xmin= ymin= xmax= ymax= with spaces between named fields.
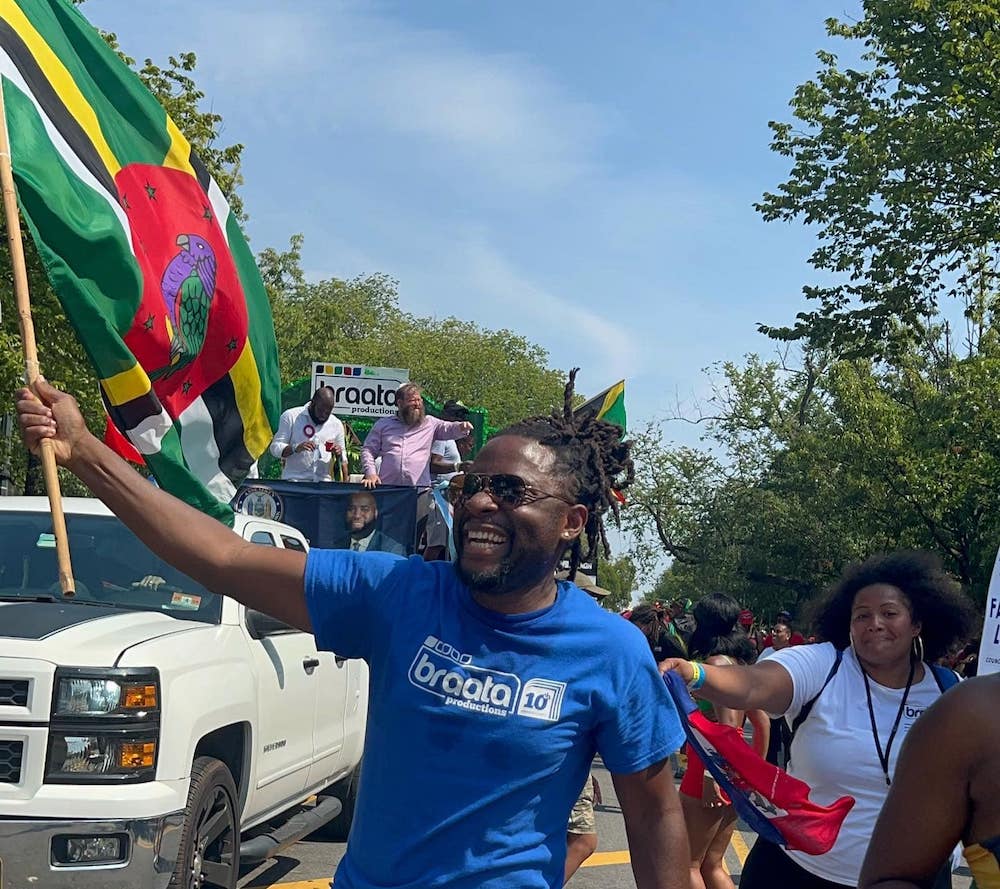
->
xmin=88 ymin=0 xmax=861 ymax=440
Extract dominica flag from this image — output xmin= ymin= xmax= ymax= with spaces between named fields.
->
xmin=575 ymin=380 xmax=626 ymax=431
xmin=0 ymin=0 xmax=280 ymax=524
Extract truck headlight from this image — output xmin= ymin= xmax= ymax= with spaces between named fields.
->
xmin=46 ymin=731 xmax=158 ymax=783
xmin=54 ymin=672 xmax=159 ymax=718
xmin=47 ymin=668 xmax=160 ymax=784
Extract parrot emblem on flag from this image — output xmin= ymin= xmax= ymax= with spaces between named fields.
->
xmin=148 ymin=233 xmax=218 ymax=381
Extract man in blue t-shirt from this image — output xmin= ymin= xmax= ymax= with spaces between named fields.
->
xmin=16 ymin=373 xmax=689 ymax=889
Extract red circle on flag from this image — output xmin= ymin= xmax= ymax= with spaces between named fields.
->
xmin=115 ymin=164 xmax=249 ymax=418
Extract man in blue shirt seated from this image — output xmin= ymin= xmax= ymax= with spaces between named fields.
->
xmin=16 ymin=370 xmax=689 ymax=889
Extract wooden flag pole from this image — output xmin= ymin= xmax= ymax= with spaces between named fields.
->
xmin=0 ymin=89 xmax=75 ymax=596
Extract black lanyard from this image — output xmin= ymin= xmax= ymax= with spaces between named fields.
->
xmin=861 ymin=659 xmax=916 ymax=786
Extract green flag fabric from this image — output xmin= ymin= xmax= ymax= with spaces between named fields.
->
xmin=0 ymin=0 xmax=280 ymax=524
xmin=575 ymin=380 xmax=626 ymax=431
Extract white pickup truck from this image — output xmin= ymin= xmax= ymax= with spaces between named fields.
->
xmin=0 ymin=496 xmax=368 ymax=889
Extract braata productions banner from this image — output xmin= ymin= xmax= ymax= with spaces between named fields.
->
xmin=977 ymin=546 xmax=1000 ymax=675
xmin=233 ymin=480 xmax=419 ymax=555
xmin=312 ymin=362 xmax=409 ymax=418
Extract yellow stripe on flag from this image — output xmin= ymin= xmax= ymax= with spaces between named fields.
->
xmin=230 ymin=340 xmax=274 ymax=457
xmin=597 ymin=380 xmax=624 ymax=419
xmin=101 ymin=364 xmax=151 ymax=406
xmin=162 ymin=116 xmax=196 ymax=177
xmin=0 ymin=0 xmax=119 ymax=178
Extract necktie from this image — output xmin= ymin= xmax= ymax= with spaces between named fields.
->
xmin=351 ymin=539 xmax=361 ymax=552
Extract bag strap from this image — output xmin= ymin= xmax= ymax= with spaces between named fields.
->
xmin=786 ymin=652 xmax=955 ymax=755
xmin=789 ymin=647 xmax=844 ymax=742
xmin=929 ymin=663 xmax=960 ymax=693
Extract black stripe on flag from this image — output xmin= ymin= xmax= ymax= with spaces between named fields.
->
xmin=189 ymin=148 xmax=212 ymax=196
xmin=101 ymin=387 xmax=162 ymax=437
xmin=201 ymin=373 xmax=253 ymax=481
xmin=0 ymin=19 xmax=117 ymax=199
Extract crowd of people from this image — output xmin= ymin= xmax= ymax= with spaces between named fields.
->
xmin=600 ymin=558 xmax=985 ymax=889
xmin=15 ymin=372 xmax=993 ymax=889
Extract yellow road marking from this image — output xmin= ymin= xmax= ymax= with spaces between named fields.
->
xmin=731 ymin=829 xmax=750 ymax=863
xmin=248 ymin=834 xmax=754 ymax=886
xmin=246 ymin=882 xmax=330 ymax=889
xmin=580 ymin=849 xmax=630 ymax=868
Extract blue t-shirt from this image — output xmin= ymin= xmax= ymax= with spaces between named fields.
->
xmin=305 ymin=550 xmax=685 ymax=889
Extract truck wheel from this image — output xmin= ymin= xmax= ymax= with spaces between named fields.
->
xmin=169 ymin=755 xmax=240 ymax=889
xmin=321 ymin=764 xmax=360 ymax=842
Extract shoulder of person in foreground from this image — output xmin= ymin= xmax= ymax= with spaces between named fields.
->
xmin=561 ymin=583 xmax=651 ymax=651
xmin=580 ymin=598 xmax=686 ymax=776
xmin=859 ymin=675 xmax=1000 ymax=889
xmin=305 ymin=550 xmax=434 ymax=657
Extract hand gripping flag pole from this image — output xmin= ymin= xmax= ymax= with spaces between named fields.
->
xmin=0 ymin=81 xmax=75 ymax=596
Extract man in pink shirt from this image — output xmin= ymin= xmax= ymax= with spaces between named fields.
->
xmin=361 ymin=383 xmax=473 ymax=488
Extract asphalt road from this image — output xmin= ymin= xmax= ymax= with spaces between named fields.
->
xmin=237 ymin=761 xmax=974 ymax=889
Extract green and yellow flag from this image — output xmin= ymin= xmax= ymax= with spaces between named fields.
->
xmin=0 ymin=0 xmax=280 ymax=524
xmin=575 ymin=380 xmax=626 ymax=431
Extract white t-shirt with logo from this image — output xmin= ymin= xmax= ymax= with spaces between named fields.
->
xmin=768 ymin=642 xmax=950 ymax=885
xmin=269 ymin=404 xmax=346 ymax=482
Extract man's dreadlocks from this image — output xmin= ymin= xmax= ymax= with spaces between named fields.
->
xmin=500 ymin=368 xmax=634 ymax=579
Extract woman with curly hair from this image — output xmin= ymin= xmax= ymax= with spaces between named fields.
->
xmin=662 ymin=551 xmax=976 ymax=888
xmin=679 ymin=592 xmax=770 ymax=889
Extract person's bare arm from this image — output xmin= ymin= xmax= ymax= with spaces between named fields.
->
xmin=360 ymin=424 xmax=381 ymax=487
xmin=859 ymin=681 xmax=984 ymax=889
xmin=660 ymin=656 xmax=794 ymax=715
xmin=430 ymin=453 xmax=459 ymax=475
xmin=434 ymin=419 xmax=474 ymax=441
xmin=613 ymin=759 xmax=690 ymax=889
xmin=17 ymin=381 xmax=312 ymax=631
xmin=746 ymin=709 xmax=770 ymax=758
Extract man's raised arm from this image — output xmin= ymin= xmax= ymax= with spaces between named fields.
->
xmin=16 ymin=380 xmax=311 ymax=631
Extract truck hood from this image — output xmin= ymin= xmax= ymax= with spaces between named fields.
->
xmin=0 ymin=600 xmax=208 ymax=665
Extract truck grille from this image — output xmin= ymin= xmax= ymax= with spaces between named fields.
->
xmin=0 ymin=679 xmax=28 ymax=706
xmin=0 ymin=740 xmax=23 ymax=783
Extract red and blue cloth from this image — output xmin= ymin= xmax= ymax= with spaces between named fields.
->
xmin=664 ymin=671 xmax=854 ymax=855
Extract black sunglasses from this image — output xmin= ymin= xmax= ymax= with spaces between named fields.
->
xmin=454 ymin=472 xmax=575 ymax=508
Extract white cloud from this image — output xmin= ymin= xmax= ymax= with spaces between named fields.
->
xmin=460 ymin=238 xmax=639 ymax=380
xmin=165 ymin=0 xmax=606 ymax=191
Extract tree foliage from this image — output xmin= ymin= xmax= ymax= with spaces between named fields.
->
xmin=758 ymin=0 xmax=1000 ymax=356
xmin=625 ymin=331 xmax=1000 ymax=619
xmin=596 ymin=555 xmax=637 ymax=613
xmin=259 ymin=237 xmax=568 ymax=429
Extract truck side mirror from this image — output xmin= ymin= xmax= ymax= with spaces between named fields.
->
xmin=245 ymin=609 xmax=299 ymax=640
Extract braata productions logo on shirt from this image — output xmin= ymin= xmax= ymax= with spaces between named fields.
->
xmin=407 ymin=635 xmax=566 ymax=721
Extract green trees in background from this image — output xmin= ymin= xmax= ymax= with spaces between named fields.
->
xmin=628 ymin=0 xmax=1000 ymax=618
xmin=258 ymin=236 xmax=567 ymax=430
xmin=628 ymin=331 xmax=1000 ymax=614
xmin=595 ymin=555 xmax=637 ymax=613
xmin=757 ymin=0 xmax=1000 ymax=357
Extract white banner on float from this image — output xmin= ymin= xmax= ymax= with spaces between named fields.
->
xmin=977 ymin=546 xmax=1000 ymax=676
xmin=311 ymin=362 xmax=409 ymax=418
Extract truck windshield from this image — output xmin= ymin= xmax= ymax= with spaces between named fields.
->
xmin=0 ymin=512 xmax=221 ymax=624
